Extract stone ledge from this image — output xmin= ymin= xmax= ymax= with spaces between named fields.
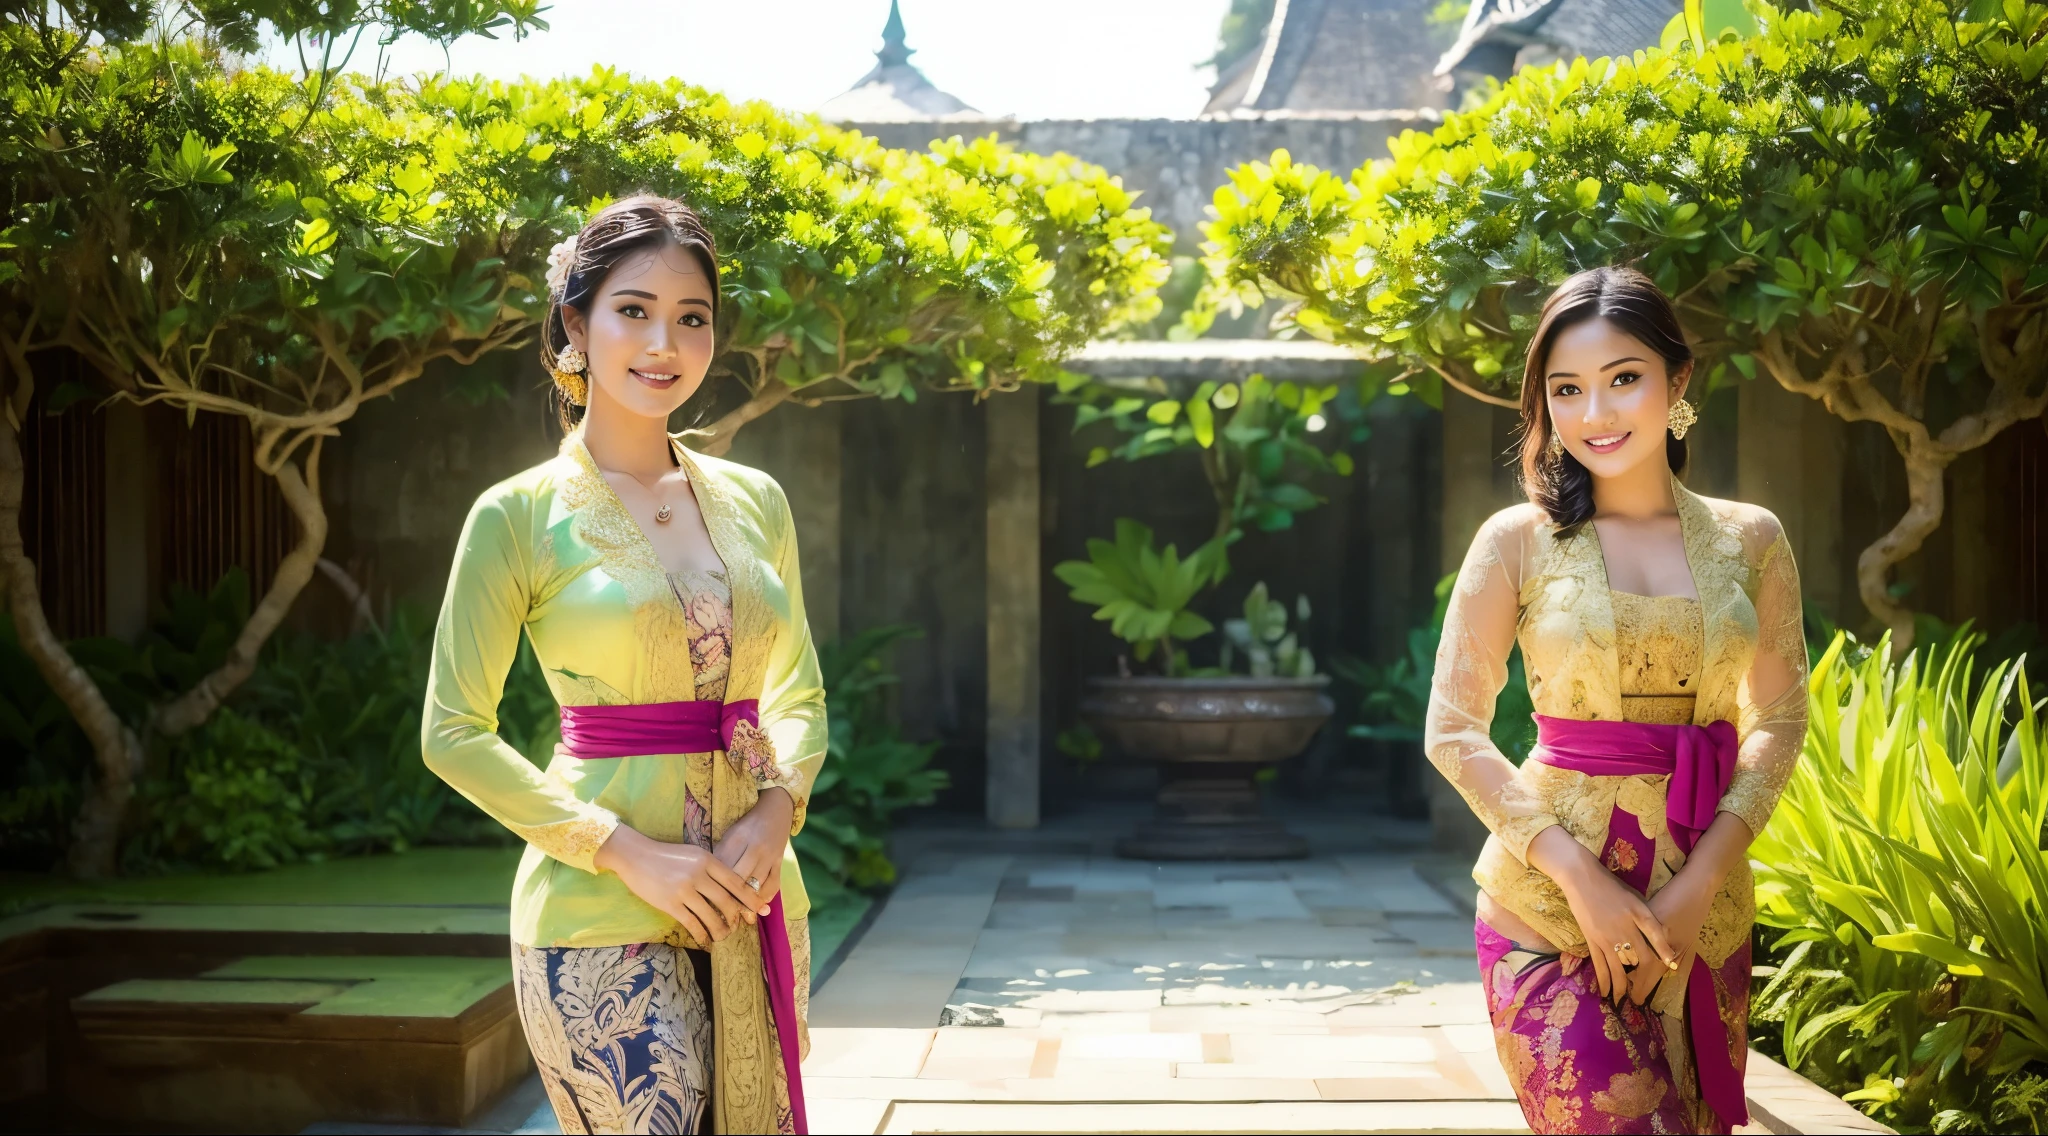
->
xmin=1743 ymin=1049 xmax=1896 ymax=1135
xmin=1066 ymin=338 xmax=1372 ymax=383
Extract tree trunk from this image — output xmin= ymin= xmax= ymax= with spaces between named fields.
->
xmin=151 ymin=447 xmax=329 ymax=737
xmin=0 ymin=413 xmax=146 ymax=878
xmin=1856 ymin=444 xmax=1950 ymax=655
xmin=690 ymin=381 xmax=794 ymax=457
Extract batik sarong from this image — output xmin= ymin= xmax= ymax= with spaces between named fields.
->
xmin=1474 ymin=775 xmax=1754 ymax=1136
xmin=512 ymin=941 xmax=714 ymax=1135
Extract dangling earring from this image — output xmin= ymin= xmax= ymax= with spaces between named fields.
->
xmin=555 ymin=347 xmax=588 ymax=407
xmin=1666 ymin=398 xmax=1697 ymax=440
xmin=1546 ymin=433 xmax=1564 ymax=462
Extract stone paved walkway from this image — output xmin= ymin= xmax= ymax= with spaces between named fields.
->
xmin=804 ymin=805 xmax=1527 ymax=1133
xmin=800 ymin=803 xmax=1888 ymax=1136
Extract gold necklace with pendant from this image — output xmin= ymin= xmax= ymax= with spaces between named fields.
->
xmin=620 ymin=467 xmax=685 ymax=524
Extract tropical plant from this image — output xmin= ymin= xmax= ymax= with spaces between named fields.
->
xmin=1751 ymin=629 xmax=2048 ymax=1132
xmin=1053 ymin=518 xmax=1230 ymax=676
xmin=1333 ymin=570 xmax=1537 ymax=760
xmin=793 ymin=624 xmax=948 ymax=893
xmin=1191 ymin=0 xmax=2048 ymax=652
xmin=1220 ymin=582 xmax=1317 ymax=678
xmin=1064 ymin=369 xmax=1382 ymax=542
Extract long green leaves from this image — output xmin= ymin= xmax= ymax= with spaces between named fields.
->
xmin=1753 ymin=631 xmax=2048 ymax=1131
xmin=1052 ymin=518 xmax=1227 ymax=673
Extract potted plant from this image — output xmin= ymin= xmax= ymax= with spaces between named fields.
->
xmin=1056 ymin=375 xmax=1359 ymax=859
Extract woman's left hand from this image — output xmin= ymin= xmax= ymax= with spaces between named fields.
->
xmin=1628 ymin=869 xmax=1716 ymax=1004
xmin=713 ymin=787 xmax=794 ymax=916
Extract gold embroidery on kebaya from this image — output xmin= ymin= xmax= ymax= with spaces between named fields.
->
xmin=510 ymin=815 xmax=622 ymax=874
xmin=1430 ymin=474 xmax=1809 ymax=970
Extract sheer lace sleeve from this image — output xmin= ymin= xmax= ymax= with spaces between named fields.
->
xmin=1424 ymin=507 xmax=1559 ymax=862
xmin=1719 ymin=514 xmax=1808 ymax=838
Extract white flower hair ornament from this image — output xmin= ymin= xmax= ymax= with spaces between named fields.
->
xmin=544 ymin=236 xmax=580 ymax=299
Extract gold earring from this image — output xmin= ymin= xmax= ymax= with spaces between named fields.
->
xmin=555 ymin=370 xmax=588 ymax=407
xmin=1667 ymin=398 xmax=1697 ymax=440
xmin=1546 ymin=433 xmax=1564 ymax=461
xmin=555 ymin=347 xmax=586 ymax=375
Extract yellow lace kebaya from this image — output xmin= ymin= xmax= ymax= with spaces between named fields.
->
xmin=1425 ymin=474 xmax=1809 ymax=966
xmin=423 ymin=430 xmax=826 ymax=1133
xmin=423 ymin=430 xmax=826 ymax=945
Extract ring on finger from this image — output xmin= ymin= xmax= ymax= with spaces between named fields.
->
xmin=746 ymin=876 xmax=762 ymax=889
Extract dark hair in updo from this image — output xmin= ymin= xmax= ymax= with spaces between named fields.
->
xmin=542 ymin=194 xmax=721 ymax=432
xmin=1517 ymin=265 xmax=1693 ymax=536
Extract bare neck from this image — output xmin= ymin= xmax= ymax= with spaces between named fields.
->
xmin=581 ymin=385 xmax=678 ymax=479
xmin=1590 ymin=456 xmax=1676 ymax=521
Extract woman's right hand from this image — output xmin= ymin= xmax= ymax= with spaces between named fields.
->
xmin=593 ymin=825 xmax=766 ymax=946
xmin=1526 ymin=826 xmax=1678 ymax=1002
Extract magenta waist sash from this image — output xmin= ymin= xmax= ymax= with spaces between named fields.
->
xmin=556 ymin=698 xmax=809 ymax=1134
xmin=1531 ymin=713 xmax=1745 ymax=1129
xmin=558 ymin=698 xmax=760 ymax=757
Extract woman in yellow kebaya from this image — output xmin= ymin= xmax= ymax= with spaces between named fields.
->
xmin=1428 ymin=267 xmax=1808 ymax=1134
xmin=423 ymin=196 xmax=825 ymax=1134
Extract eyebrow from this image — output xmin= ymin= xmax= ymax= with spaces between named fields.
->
xmin=1547 ymin=356 xmax=1648 ymax=380
xmin=609 ymin=288 xmax=712 ymax=310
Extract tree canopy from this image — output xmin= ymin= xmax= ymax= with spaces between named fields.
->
xmin=0 ymin=33 xmax=1169 ymax=874
xmin=1190 ymin=0 xmax=2048 ymax=646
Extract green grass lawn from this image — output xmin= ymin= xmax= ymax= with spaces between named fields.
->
xmin=1 ymin=847 xmax=874 ymax=981
xmin=0 ymin=847 xmax=524 ymax=915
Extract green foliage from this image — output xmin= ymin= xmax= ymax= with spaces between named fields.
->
xmin=0 ymin=35 xmax=542 ymax=482
xmin=0 ymin=40 xmax=1170 ymax=459
xmin=1065 ymin=370 xmax=1374 ymax=540
xmin=408 ymin=69 xmax=1170 ymax=416
xmin=1192 ymin=0 xmax=2048 ymax=637
xmin=793 ymin=625 xmax=948 ymax=892
xmin=1 ymin=0 xmax=545 ymax=80
xmin=1052 ymin=518 xmax=1229 ymax=675
xmin=0 ymin=615 xmax=90 ymax=868
xmin=1192 ymin=0 xmax=2048 ymax=391
xmin=1751 ymin=630 xmax=2048 ymax=1132
xmin=126 ymin=603 xmax=528 ymax=871
xmin=1220 ymin=582 xmax=1317 ymax=678
xmin=1333 ymin=571 xmax=1536 ymax=761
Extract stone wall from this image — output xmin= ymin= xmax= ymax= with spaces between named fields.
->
xmin=853 ymin=113 xmax=1435 ymax=256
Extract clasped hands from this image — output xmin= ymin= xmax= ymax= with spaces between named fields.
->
xmin=1526 ymin=825 xmax=1714 ymax=1006
xmin=593 ymin=787 xmax=795 ymax=947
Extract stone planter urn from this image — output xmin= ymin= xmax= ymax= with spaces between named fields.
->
xmin=1081 ymin=675 xmax=1334 ymax=860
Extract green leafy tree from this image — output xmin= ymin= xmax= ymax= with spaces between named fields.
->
xmin=1190 ymin=0 xmax=2048 ymax=650
xmin=0 ymin=40 xmax=546 ymax=875
xmin=428 ymin=70 xmax=1170 ymax=452
xmin=0 ymin=44 xmax=1168 ymax=876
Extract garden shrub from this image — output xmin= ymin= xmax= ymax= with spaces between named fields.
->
xmin=1752 ymin=631 xmax=2048 ymax=1132
xmin=794 ymin=625 xmax=949 ymax=897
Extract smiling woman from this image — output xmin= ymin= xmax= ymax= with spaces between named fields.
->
xmin=423 ymin=195 xmax=824 ymax=1134
xmin=1424 ymin=267 xmax=1809 ymax=1135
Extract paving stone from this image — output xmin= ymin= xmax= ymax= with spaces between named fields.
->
xmin=803 ymin=1028 xmax=935 ymax=1079
xmin=1058 ymin=1032 xmax=1204 ymax=1062
xmin=919 ymin=1028 xmax=1041 ymax=1080
xmin=803 ymin=832 xmax=1877 ymax=1136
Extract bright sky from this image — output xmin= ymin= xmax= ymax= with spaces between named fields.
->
xmin=274 ymin=0 xmax=1237 ymax=121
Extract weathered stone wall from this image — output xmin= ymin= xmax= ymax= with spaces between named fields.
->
xmin=853 ymin=114 xmax=1435 ymax=256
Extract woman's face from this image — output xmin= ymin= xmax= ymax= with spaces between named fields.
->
xmin=1542 ymin=316 xmax=1689 ymax=480
xmin=560 ymin=242 xmax=716 ymax=422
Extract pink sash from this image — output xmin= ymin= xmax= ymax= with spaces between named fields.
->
xmin=1532 ymin=713 xmax=1746 ymax=1130
xmin=558 ymin=697 xmax=809 ymax=1134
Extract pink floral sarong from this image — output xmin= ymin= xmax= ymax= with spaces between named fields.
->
xmin=1474 ymin=713 xmax=1753 ymax=1136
